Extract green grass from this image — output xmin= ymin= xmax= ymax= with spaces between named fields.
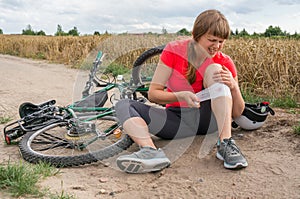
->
xmin=0 ymin=160 xmax=78 ymax=198
xmin=0 ymin=160 xmax=58 ymax=197
xmin=0 ymin=116 xmax=12 ymax=124
xmin=104 ymin=63 xmax=130 ymax=77
xmin=49 ymin=190 xmax=77 ymax=199
xmin=48 ymin=181 xmax=77 ymax=199
xmin=270 ymin=96 xmax=299 ymax=108
xmin=242 ymin=90 xmax=299 ymax=109
xmin=50 ymin=193 xmax=77 ymax=199
xmin=293 ymin=122 xmax=300 ymax=135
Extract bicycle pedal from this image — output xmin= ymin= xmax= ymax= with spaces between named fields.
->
xmin=113 ymin=128 xmax=122 ymax=138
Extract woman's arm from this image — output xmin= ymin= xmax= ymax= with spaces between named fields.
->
xmin=231 ymin=76 xmax=245 ymax=118
xmin=149 ymin=60 xmax=200 ymax=107
xmin=148 ymin=60 xmax=175 ymax=104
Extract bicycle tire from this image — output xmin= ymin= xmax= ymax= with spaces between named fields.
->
xmin=19 ymin=116 xmax=133 ymax=167
xmin=132 ymin=45 xmax=165 ymax=98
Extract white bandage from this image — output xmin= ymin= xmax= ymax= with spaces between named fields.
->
xmin=196 ymin=83 xmax=231 ymax=102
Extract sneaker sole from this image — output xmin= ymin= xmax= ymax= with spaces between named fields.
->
xmin=216 ymin=152 xmax=248 ymax=169
xmin=116 ymin=157 xmax=170 ymax=174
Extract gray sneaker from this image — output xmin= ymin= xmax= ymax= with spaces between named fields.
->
xmin=116 ymin=147 xmax=171 ymax=173
xmin=216 ymin=138 xmax=248 ymax=169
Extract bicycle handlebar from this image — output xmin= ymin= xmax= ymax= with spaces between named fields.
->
xmin=82 ymin=51 xmax=106 ymax=97
xmin=95 ymin=51 xmax=102 ymax=62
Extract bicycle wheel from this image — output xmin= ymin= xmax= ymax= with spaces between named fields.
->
xmin=132 ymin=45 xmax=165 ymax=98
xmin=19 ymin=116 xmax=133 ymax=167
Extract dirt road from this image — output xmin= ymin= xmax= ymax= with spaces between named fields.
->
xmin=0 ymin=54 xmax=299 ymax=199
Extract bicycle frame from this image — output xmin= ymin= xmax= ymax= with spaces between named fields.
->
xmin=3 ymin=50 xmax=152 ymax=145
xmin=5 ymin=45 xmax=165 ymax=167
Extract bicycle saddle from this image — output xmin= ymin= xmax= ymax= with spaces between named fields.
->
xmin=19 ymin=100 xmax=56 ymax=118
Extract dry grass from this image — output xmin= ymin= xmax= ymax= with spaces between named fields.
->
xmin=0 ymin=34 xmax=299 ymax=101
xmin=0 ymin=34 xmax=108 ymax=65
xmin=223 ymin=38 xmax=299 ymax=100
xmin=89 ymin=34 xmax=177 ymax=68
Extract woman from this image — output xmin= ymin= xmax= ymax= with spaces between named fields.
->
xmin=115 ymin=9 xmax=248 ymax=173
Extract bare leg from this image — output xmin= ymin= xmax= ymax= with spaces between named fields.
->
xmin=204 ymin=64 xmax=232 ymax=141
xmin=122 ymin=117 xmax=157 ymax=149
xmin=202 ymin=64 xmax=248 ymax=169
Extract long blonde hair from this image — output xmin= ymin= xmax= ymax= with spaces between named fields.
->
xmin=187 ymin=9 xmax=230 ymax=84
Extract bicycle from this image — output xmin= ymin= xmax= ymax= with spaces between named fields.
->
xmin=3 ymin=45 xmax=165 ymax=167
xmin=3 ymin=44 xmax=274 ymax=168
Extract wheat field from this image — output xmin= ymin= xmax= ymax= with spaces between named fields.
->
xmin=0 ymin=34 xmax=299 ymax=101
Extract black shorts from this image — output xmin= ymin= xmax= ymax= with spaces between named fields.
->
xmin=115 ymin=99 xmax=217 ymax=140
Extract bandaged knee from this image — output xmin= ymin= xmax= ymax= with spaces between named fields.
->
xmin=196 ymin=83 xmax=231 ymax=102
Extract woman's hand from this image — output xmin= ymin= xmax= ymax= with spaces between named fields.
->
xmin=213 ymin=65 xmax=237 ymax=90
xmin=212 ymin=65 xmax=245 ymax=117
xmin=175 ymin=91 xmax=200 ymax=108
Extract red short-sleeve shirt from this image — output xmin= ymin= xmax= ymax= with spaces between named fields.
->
xmin=160 ymin=39 xmax=237 ymax=107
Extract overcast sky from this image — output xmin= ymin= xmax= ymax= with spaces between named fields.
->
xmin=0 ymin=0 xmax=299 ymax=35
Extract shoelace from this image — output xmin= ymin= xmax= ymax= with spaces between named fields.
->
xmin=134 ymin=147 xmax=158 ymax=159
xmin=224 ymin=138 xmax=241 ymax=156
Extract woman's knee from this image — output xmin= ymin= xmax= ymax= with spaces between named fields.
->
xmin=115 ymin=99 xmax=147 ymax=124
xmin=115 ymin=99 xmax=135 ymax=123
xmin=115 ymin=99 xmax=131 ymax=110
xmin=203 ymin=63 xmax=222 ymax=88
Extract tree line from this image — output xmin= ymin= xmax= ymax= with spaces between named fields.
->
xmin=0 ymin=24 xmax=299 ymax=38
xmin=176 ymin=26 xmax=300 ymax=39
xmin=0 ymin=24 xmax=81 ymax=36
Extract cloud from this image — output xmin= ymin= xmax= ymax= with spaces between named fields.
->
xmin=223 ymin=0 xmax=267 ymax=14
xmin=71 ymin=0 xmax=205 ymax=33
xmin=0 ymin=0 xmax=299 ymax=34
xmin=274 ymin=0 xmax=300 ymax=5
xmin=0 ymin=0 xmax=26 ymax=10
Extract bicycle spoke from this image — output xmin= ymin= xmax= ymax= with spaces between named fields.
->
xmin=34 ymin=141 xmax=73 ymax=151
